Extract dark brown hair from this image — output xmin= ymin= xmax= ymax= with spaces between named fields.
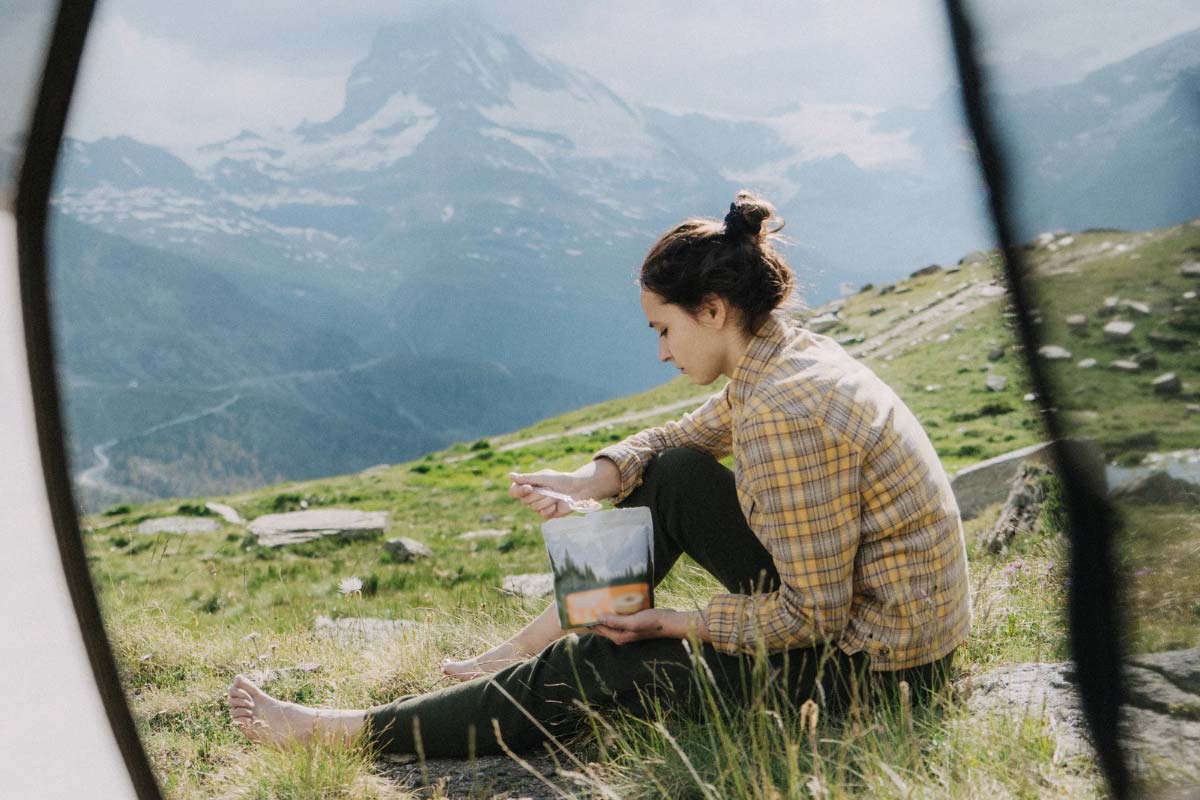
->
xmin=639 ymin=190 xmax=796 ymax=334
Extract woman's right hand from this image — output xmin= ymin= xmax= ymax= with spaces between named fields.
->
xmin=508 ymin=459 xmax=620 ymax=520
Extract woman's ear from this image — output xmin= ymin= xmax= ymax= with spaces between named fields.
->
xmin=697 ymin=294 xmax=730 ymax=329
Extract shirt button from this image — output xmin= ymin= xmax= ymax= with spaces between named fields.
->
xmin=879 ymin=646 xmax=891 ymax=655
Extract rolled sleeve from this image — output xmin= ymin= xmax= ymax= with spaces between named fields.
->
xmin=594 ymin=385 xmax=733 ymax=503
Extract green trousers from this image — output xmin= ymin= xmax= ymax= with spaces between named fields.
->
xmin=365 ymin=447 xmax=951 ymax=757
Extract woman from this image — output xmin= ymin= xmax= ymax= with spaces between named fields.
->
xmin=228 ymin=191 xmax=971 ymax=755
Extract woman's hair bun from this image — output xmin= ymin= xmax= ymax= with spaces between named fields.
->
xmin=723 ymin=190 xmax=776 ymax=242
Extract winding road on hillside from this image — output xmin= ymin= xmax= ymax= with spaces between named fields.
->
xmin=486 ymin=279 xmax=1004 ymax=455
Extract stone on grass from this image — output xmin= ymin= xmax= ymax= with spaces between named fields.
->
xmin=1077 ymin=358 xmax=1097 ymax=369
xmin=910 ymin=264 xmax=942 ymax=278
xmin=893 ymin=285 xmax=912 ymax=295
xmin=384 ymin=537 xmax=433 ymax=562
xmin=1111 ymin=471 xmax=1200 ymax=506
xmin=1148 ymin=330 xmax=1189 ymax=351
xmin=1179 ymin=261 xmax=1200 ymax=278
xmin=1038 ymin=345 xmax=1072 ymax=360
xmin=1065 ymin=314 xmax=1088 ymax=330
xmin=986 ymin=347 xmax=1005 ymax=362
xmin=1151 ymin=372 xmax=1182 ymax=396
xmin=1097 ymin=296 xmax=1121 ymax=317
xmin=868 ymin=304 xmax=885 ymax=316
xmin=1103 ymin=319 xmax=1135 ymax=341
xmin=314 ymin=616 xmax=418 ymax=644
xmin=980 ymin=285 xmax=1006 ymax=298
xmin=248 ymin=509 xmax=388 ymax=548
xmin=457 ymin=528 xmax=509 ymax=541
xmin=1187 ymin=404 xmax=1200 ymax=416
xmin=1110 ymin=360 xmax=1140 ymax=372
xmin=502 ymin=573 xmax=555 ymax=598
xmin=136 ymin=516 xmax=220 ymax=535
xmin=1120 ymin=299 xmax=1151 ymax=316
xmin=1023 ymin=392 xmax=1037 ymax=402
xmin=806 ymin=314 xmax=840 ymax=333
xmin=205 ymin=502 xmax=243 ymax=524
xmin=1132 ymin=351 xmax=1159 ymax=369
xmin=986 ymin=374 xmax=1008 ymax=392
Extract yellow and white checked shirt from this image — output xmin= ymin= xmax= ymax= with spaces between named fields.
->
xmin=596 ymin=312 xmax=971 ymax=671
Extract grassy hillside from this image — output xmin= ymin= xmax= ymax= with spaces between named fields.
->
xmin=78 ymin=219 xmax=1200 ymax=797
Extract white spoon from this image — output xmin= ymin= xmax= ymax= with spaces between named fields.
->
xmin=531 ymin=487 xmax=603 ymax=514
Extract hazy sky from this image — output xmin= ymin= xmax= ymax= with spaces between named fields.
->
xmin=62 ymin=1 xmax=1200 ymax=153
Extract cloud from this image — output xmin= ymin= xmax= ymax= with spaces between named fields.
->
xmin=67 ymin=13 xmax=350 ymax=155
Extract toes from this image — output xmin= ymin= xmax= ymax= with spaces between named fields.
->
xmin=233 ymin=674 xmax=266 ymax=700
xmin=229 ymin=696 xmax=254 ymax=710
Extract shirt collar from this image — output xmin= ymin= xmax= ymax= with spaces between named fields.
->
xmin=729 ymin=311 xmax=792 ymax=406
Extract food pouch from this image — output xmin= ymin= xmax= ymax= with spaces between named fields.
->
xmin=541 ymin=506 xmax=655 ymax=628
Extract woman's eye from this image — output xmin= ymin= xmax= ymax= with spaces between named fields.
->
xmin=658 ymin=329 xmax=668 ymax=338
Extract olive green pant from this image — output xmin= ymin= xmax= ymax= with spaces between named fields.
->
xmin=365 ymin=447 xmax=950 ymax=757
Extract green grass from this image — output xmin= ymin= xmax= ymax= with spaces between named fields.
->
xmin=80 ymin=219 xmax=1200 ymax=797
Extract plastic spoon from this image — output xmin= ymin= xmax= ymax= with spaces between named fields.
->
xmin=531 ymin=487 xmax=603 ymax=514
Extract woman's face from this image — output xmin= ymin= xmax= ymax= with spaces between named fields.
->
xmin=640 ymin=289 xmax=729 ymax=385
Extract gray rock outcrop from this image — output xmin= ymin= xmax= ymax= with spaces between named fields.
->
xmin=1152 ymin=373 xmax=1182 ymax=396
xmin=248 ymin=509 xmax=389 ymax=547
xmin=979 ymin=464 xmax=1049 ymax=553
xmin=1038 ymin=345 xmax=1072 ymax=361
xmin=384 ymin=536 xmax=434 ymax=562
xmin=136 ymin=516 xmax=220 ymax=535
xmin=950 ymin=439 xmax=1104 ymax=521
xmin=1104 ymin=320 xmax=1135 ymax=341
xmin=502 ymin=573 xmax=555 ymax=598
xmin=205 ymin=502 xmax=244 ymax=524
xmin=1110 ymin=471 xmax=1200 ymax=506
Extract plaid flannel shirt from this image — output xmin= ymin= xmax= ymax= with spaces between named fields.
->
xmin=596 ymin=312 xmax=971 ymax=671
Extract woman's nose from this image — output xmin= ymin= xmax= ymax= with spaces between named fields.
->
xmin=658 ymin=338 xmax=671 ymax=363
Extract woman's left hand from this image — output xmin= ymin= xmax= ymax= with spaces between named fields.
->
xmin=593 ymin=608 xmax=704 ymax=645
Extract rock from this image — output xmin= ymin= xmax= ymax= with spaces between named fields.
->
xmin=457 ymin=528 xmax=509 ymax=541
xmin=384 ymin=537 xmax=433 ymax=562
xmin=479 ymin=513 xmax=499 ymax=523
xmin=205 ymin=502 xmax=243 ymax=524
xmin=1187 ymin=404 xmax=1200 ymax=416
xmin=945 ymin=264 xmax=962 ymax=273
xmin=1065 ymin=314 xmax=1088 ymax=330
xmin=136 ymin=516 xmax=220 ymax=535
xmin=1185 ymin=290 xmax=1198 ymax=300
xmin=1110 ymin=360 xmax=1140 ymax=372
xmin=1097 ymin=296 xmax=1121 ymax=317
xmin=1120 ymin=299 xmax=1152 ymax=316
xmin=1038 ymin=345 xmax=1072 ymax=360
xmin=925 ymin=384 xmax=942 ymax=393
xmin=979 ymin=464 xmax=1049 ymax=553
xmin=806 ymin=314 xmax=840 ymax=333
xmin=986 ymin=347 xmax=1005 ymax=362
xmin=868 ymin=304 xmax=885 ymax=316
xmin=1132 ymin=351 xmax=1160 ymax=369
xmin=314 ymin=616 xmax=418 ymax=644
xmin=986 ymin=374 xmax=1008 ymax=392
xmin=248 ymin=509 xmax=389 ymax=547
xmin=910 ymin=264 xmax=942 ymax=278
xmin=893 ymin=285 xmax=912 ymax=295
xmin=951 ymin=439 xmax=1104 ymax=520
xmin=1179 ymin=261 xmax=1200 ymax=278
xmin=1024 ymin=392 xmax=1037 ymax=402
xmin=857 ymin=283 xmax=875 ymax=294
xmin=1147 ymin=330 xmax=1190 ymax=351
xmin=1057 ymin=235 xmax=1075 ymax=246
xmin=836 ymin=333 xmax=864 ymax=346
xmin=1077 ymin=358 xmax=1097 ymax=369
xmin=961 ymin=647 xmax=1200 ymax=766
xmin=502 ymin=573 xmax=554 ymax=598
xmin=1111 ymin=471 xmax=1200 ymax=505
xmin=937 ymin=333 xmax=952 ymax=343
xmin=1103 ymin=320 xmax=1135 ymax=341
xmin=245 ymin=663 xmax=322 ymax=686
xmin=980 ymin=285 xmax=1006 ymax=298
xmin=1151 ymin=373 xmax=1181 ymax=396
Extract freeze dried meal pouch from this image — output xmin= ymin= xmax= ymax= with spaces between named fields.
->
xmin=541 ymin=506 xmax=655 ymax=628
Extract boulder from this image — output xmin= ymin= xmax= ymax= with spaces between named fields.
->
xmin=457 ymin=528 xmax=509 ymax=541
xmin=978 ymin=464 xmax=1050 ymax=553
xmin=205 ymin=502 xmax=244 ymax=524
xmin=1179 ymin=261 xmax=1200 ymax=278
xmin=1120 ymin=299 xmax=1152 ymax=316
xmin=1065 ymin=314 xmax=1088 ymax=330
xmin=314 ymin=616 xmax=418 ymax=644
xmin=893 ymin=285 xmax=912 ymax=295
xmin=1147 ymin=330 xmax=1189 ymax=351
xmin=878 ymin=284 xmax=895 ymax=295
xmin=910 ymin=264 xmax=942 ymax=278
xmin=1077 ymin=358 xmax=1097 ymax=369
xmin=384 ymin=537 xmax=433 ymax=562
xmin=1103 ymin=319 xmax=1135 ymax=341
xmin=136 ymin=516 xmax=220 ymax=535
xmin=1111 ymin=471 xmax=1200 ymax=506
xmin=960 ymin=648 xmax=1200 ymax=764
xmin=248 ymin=509 xmax=389 ymax=547
xmin=1097 ymin=296 xmax=1121 ymax=317
xmin=1109 ymin=360 xmax=1140 ymax=372
xmin=1133 ymin=350 xmax=1160 ymax=369
xmin=1038 ymin=345 xmax=1072 ymax=360
xmin=806 ymin=314 xmax=840 ymax=333
xmin=950 ymin=439 xmax=1103 ymax=521
xmin=986 ymin=347 xmax=1005 ymax=362
xmin=502 ymin=573 xmax=555 ymax=598
xmin=985 ymin=374 xmax=1008 ymax=392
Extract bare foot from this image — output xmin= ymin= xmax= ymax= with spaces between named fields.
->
xmin=441 ymin=642 xmax=526 ymax=682
xmin=227 ymin=674 xmax=364 ymax=747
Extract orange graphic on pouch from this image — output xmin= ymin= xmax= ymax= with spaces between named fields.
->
xmin=564 ymin=583 xmax=650 ymax=626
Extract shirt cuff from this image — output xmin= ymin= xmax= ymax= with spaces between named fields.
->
xmin=703 ymin=593 xmax=749 ymax=655
xmin=593 ymin=443 xmax=645 ymax=504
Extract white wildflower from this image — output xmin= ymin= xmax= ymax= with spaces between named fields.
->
xmin=339 ymin=576 xmax=364 ymax=596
